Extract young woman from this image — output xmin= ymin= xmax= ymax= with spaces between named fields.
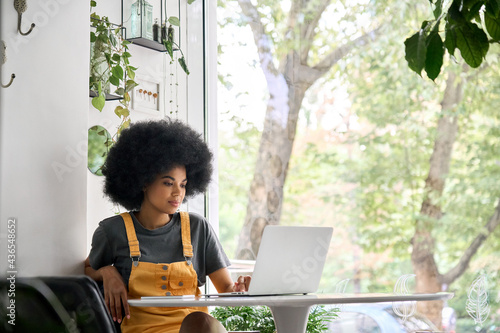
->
xmin=84 ymin=120 xmax=250 ymax=333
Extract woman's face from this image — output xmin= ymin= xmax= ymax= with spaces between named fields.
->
xmin=142 ymin=166 xmax=187 ymax=215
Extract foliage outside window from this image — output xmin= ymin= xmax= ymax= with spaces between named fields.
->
xmin=217 ymin=0 xmax=500 ymax=330
xmin=210 ymin=305 xmax=338 ymax=333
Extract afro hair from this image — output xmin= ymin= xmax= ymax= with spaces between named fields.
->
xmin=102 ymin=119 xmax=213 ymax=211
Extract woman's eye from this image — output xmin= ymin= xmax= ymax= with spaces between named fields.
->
xmin=181 ymin=184 xmax=186 ymax=188
xmin=164 ymin=182 xmax=173 ymax=186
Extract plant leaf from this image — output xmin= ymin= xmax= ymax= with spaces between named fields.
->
xmin=404 ymin=30 xmax=427 ymax=76
xmin=187 ymin=0 xmax=196 ymax=4
xmin=164 ymin=40 xmax=174 ymax=59
xmin=455 ymin=22 xmax=489 ymax=68
xmin=112 ymin=65 xmax=124 ymax=79
xmin=126 ymin=66 xmax=136 ymax=80
xmin=485 ymin=0 xmax=500 ymax=18
xmin=125 ymin=80 xmax=139 ymax=93
xmin=168 ymin=16 xmax=180 ymax=26
xmin=425 ymin=32 xmax=444 ymax=80
xmin=115 ymin=87 xmax=125 ymax=96
xmin=92 ymin=94 xmax=105 ymax=112
xmin=178 ymin=56 xmax=190 ymax=75
xmin=109 ymin=75 xmax=120 ymax=87
xmin=444 ymin=21 xmax=457 ymax=56
xmin=114 ymin=106 xmax=130 ymax=118
xmin=433 ymin=0 xmax=443 ymax=19
xmin=485 ymin=12 xmax=500 ymax=41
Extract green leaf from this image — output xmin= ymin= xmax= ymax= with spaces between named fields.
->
xmin=178 ymin=56 xmax=190 ymax=75
xmin=98 ymin=33 xmax=109 ymax=43
xmin=433 ymin=0 xmax=443 ymax=19
xmin=90 ymin=1 xmax=97 ymax=8
xmin=455 ymin=22 xmax=489 ymax=68
xmin=168 ymin=16 xmax=180 ymax=26
xmin=114 ymin=106 xmax=130 ymax=118
xmin=90 ymin=32 xmax=97 ymax=43
xmin=404 ymin=31 xmax=427 ymax=76
xmin=444 ymin=22 xmax=457 ymax=56
xmin=115 ymin=87 xmax=125 ymax=96
xmin=125 ymin=80 xmax=139 ymax=93
xmin=425 ymin=32 xmax=444 ymax=80
xmin=112 ymin=53 xmax=121 ymax=62
xmin=126 ymin=66 xmax=136 ymax=80
xmin=112 ymin=65 xmax=124 ymax=79
xmin=109 ymin=74 xmax=120 ymax=87
xmin=92 ymin=94 xmax=105 ymax=112
xmin=187 ymin=0 xmax=196 ymax=4
xmin=164 ymin=40 xmax=174 ymax=59
xmin=104 ymin=53 xmax=112 ymax=65
xmin=109 ymin=33 xmax=117 ymax=48
xmin=485 ymin=0 xmax=500 ymax=18
xmin=485 ymin=12 xmax=500 ymax=41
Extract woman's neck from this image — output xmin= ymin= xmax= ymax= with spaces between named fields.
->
xmin=134 ymin=209 xmax=172 ymax=230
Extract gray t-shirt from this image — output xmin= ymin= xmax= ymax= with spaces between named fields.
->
xmin=89 ymin=212 xmax=230 ymax=288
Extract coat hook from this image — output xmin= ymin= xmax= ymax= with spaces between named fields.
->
xmin=14 ymin=0 xmax=36 ymax=36
xmin=1 ymin=41 xmax=16 ymax=88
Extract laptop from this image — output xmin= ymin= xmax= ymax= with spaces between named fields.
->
xmin=204 ymin=225 xmax=333 ymax=297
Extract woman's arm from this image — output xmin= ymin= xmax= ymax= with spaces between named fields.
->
xmin=84 ymin=256 xmax=130 ymax=323
xmin=208 ymin=267 xmax=251 ymax=293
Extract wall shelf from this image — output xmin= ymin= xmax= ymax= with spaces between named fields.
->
xmin=89 ymin=90 xmax=123 ymax=101
xmin=121 ymin=0 xmax=181 ymax=52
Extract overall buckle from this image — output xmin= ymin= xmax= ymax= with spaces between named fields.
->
xmin=131 ymin=254 xmax=141 ymax=267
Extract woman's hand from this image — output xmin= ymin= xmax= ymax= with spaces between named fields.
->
xmin=100 ymin=266 xmax=130 ymax=323
xmin=209 ymin=267 xmax=252 ymax=293
xmin=233 ymin=275 xmax=252 ymax=292
xmin=84 ymin=257 xmax=130 ymax=323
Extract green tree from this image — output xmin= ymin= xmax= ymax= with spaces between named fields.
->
xmin=230 ymin=0 xmax=382 ymax=260
xmin=218 ymin=0 xmax=500 ymax=327
xmin=336 ymin=2 xmax=500 ymax=323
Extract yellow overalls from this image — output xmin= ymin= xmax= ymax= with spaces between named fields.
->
xmin=120 ymin=212 xmax=209 ymax=333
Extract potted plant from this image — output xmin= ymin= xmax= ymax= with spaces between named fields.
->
xmin=90 ymin=0 xmax=138 ymax=136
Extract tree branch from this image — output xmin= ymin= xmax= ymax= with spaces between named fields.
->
xmin=442 ymin=199 xmax=500 ymax=285
xmin=299 ymin=0 xmax=332 ymax=61
xmin=237 ymin=0 xmax=279 ymax=76
xmin=298 ymin=26 xmax=382 ymax=84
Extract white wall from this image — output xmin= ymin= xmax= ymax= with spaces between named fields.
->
xmin=0 ymin=0 xmax=89 ymax=276
xmin=0 ymin=0 xmax=213 ymax=276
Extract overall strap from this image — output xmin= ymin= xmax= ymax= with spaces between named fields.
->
xmin=179 ymin=211 xmax=193 ymax=265
xmin=121 ymin=212 xmax=141 ymax=266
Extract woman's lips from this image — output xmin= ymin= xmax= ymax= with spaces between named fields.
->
xmin=169 ymin=201 xmax=180 ymax=207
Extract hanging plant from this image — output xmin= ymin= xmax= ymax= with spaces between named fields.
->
xmin=90 ymin=0 xmax=139 ymax=137
xmin=162 ymin=0 xmax=196 ymax=75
